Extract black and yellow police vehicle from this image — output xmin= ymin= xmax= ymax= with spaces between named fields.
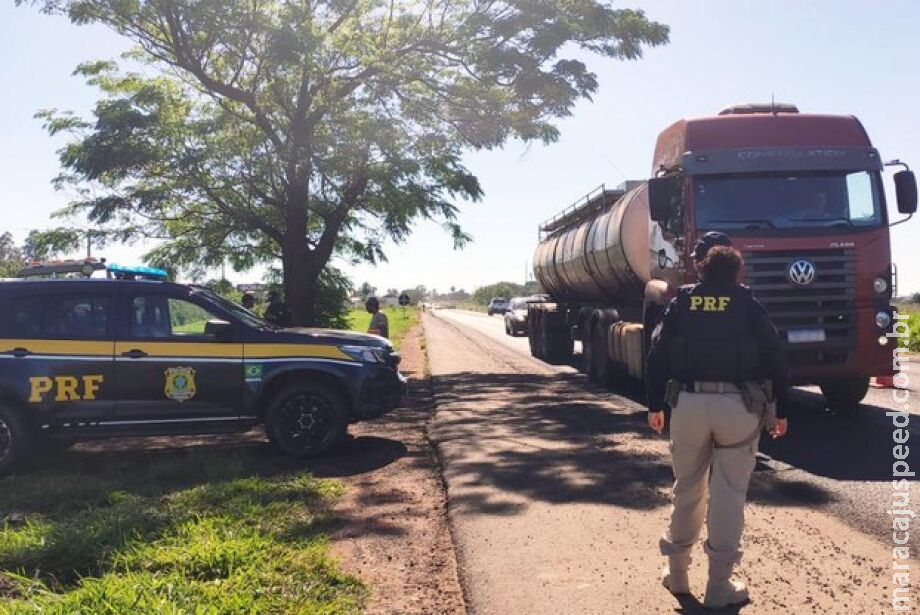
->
xmin=0 ymin=262 xmax=404 ymax=472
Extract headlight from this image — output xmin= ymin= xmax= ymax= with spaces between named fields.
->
xmin=876 ymin=311 xmax=892 ymax=329
xmin=340 ymin=345 xmax=388 ymax=363
xmin=873 ymin=276 xmax=888 ymax=294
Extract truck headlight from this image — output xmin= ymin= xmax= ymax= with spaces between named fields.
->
xmin=876 ymin=311 xmax=892 ymax=329
xmin=873 ymin=276 xmax=888 ymax=294
xmin=340 ymin=345 xmax=388 ymax=363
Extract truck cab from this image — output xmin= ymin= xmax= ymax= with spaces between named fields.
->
xmin=646 ymin=105 xmax=917 ymax=408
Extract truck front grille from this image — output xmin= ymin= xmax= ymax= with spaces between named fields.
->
xmin=742 ymin=248 xmax=855 ymax=365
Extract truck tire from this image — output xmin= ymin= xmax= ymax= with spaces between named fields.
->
xmin=543 ymin=314 xmax=573 ymax=364
xmin=820 ymin=377 xmax=870 ymax=413
xmin=0 ymin=405 xmax=32 ymax=475
xmin=265 ymin=382 xmax=348 ymax=458
xmin=582 ymin=321 xmax=597 ymax=380
xmin=529 ymin=311 xmax=544 ymax=359
xmin=593 ymin=323 xmax=613 ymax=386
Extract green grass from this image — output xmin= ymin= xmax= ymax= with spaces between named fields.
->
xmin=347 ymin=306 xmax=419 ymax=350
xmin=0 ymin=449 xmax=365 ymax=614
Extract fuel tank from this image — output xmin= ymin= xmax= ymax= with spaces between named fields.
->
xmin=533 ymin=183 xmax=653 ymax=304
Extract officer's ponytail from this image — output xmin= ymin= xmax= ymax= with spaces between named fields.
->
xmin=698 ymin=246 xmax=743 ymax=285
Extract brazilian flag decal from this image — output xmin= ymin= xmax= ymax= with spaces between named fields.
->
xmin=244 ymin=364 xmax=263 ymax=381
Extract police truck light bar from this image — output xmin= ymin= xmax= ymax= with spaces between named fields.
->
xmin=106 ymin=263 xmax=168 ymax=280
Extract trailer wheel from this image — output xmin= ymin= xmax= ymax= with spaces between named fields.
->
xmin=542 ymin=312 xmax=572 ymax=364
xmin=529 ymin=311 xmax=544 ymax=359
xmin=593 ymin=323 xmax=613 ymax=386
xmin=820 ymin=377 xmax=870 ymax=413
xmin=582 ymin=321 xmax=597 ymax=380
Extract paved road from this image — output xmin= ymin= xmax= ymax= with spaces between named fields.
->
xmin=426 ymin=309 xmax=913 ymax=614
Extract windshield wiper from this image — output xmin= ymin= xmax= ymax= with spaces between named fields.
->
xmin=705 ymin=218 xmax=775 ymax=229
xmin=788 ymin=217 xmax=853 ymax=226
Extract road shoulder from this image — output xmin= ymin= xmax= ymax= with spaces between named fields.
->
xmin=329 ymin=323 xmax=466 ymax=615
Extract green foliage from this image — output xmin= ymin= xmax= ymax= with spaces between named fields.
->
xmin=348 ymin=306 xmax=419 ymax=350
xmin=473 ymin=281 xmax=534 ymax=305
xmin=0 ymin=232 xmax=25 ymax=278
xmin=312 ymin=266 xmax=354 ymax=330
xmin=0 ymin=448 xmax=363 ymax=613
xmin=24 ymin=0 xmax=667 ymax=324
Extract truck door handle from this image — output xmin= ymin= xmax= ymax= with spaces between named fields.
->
xmin=10 ymin=347 xmax=30 ymax=357
xmin=121 ymin=349 xmax=148 ymax=359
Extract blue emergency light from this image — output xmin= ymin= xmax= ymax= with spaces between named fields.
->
xmin=106 ymin=263 xmax=168 ymax=280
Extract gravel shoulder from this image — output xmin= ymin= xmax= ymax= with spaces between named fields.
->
xmin=426 ymin=309 xmax=913 ymax=614
xmin=329 ymin=323 xmax=466 ymax=615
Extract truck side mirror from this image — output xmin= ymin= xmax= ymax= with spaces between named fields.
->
xmin=895 ymin=170 xmax=918 ymax=214
xmin=648 ymin=175 xmax=682 ymax=222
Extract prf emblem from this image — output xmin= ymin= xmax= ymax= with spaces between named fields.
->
xmin=164 ymin=367 xmax=197 ymax=403
xmin=689 ymin=296 xmax=731 ymax=312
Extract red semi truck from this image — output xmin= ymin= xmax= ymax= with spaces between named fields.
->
xmin=528 ymin=103 xmax=918 ymax=412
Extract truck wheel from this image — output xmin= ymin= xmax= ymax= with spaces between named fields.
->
xmin=593 ymin=324 xmax=612 ymax=386
xmin=820 ymin=377 xmax=870 ymax=413
xmin=265 ymin=383 xmax=348 ymax=458
xmin=529 ymin=312 xmax=542 ymax=358
xmin=582 ymin=322 xmax=597 ymax=380
xmin=0 ymin=406 xmax=31 ymax=475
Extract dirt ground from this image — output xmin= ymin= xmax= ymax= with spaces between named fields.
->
xmin=329 ymin=324 xmax=466 ymax=615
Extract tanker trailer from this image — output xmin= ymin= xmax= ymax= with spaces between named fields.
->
xmin=528 ymin=103 xmax=919 ymax=412
xmin=528 ymin=180 xmax=680 ymax=383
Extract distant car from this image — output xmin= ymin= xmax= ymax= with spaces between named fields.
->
xmin=487 ymin=297 xmax=508 ymax=316
xmin=504 ymin=297 xmax=532 ymax=336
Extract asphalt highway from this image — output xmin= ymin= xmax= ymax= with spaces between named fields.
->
xmin=433 ymin=308 xmax=920 ymax=555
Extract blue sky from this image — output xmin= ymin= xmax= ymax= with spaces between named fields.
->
xmin=2 ymin=1 xmax=920 ymax=294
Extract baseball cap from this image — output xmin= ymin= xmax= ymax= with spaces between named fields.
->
xmin=691 ymin=231 xmax=732 ymax=261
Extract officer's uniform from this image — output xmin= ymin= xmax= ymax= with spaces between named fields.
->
xmin=646 ymin=277 xmax=788 ymax=605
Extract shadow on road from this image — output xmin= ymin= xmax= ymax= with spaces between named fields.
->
xmin=756 ymin=388 xmax=913 ymax=482
xmin=431 ymin=370 xmax=836 ymax=515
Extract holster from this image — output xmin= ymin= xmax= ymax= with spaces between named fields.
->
xmin=665 ymin=379 xmax=683 ymax=408
xmin=737 ymin=379 xmax=777 ymax=432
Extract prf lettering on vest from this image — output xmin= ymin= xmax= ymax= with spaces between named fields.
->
xmin=28 ymin=375 xmax=104 ymax=403
xmin=689 ymin=296 xmax=732 ymax=312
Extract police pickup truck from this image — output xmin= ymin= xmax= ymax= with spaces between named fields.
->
xmin=0 ymin=275 xmax=405 ymax=472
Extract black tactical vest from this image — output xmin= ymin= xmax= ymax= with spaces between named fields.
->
xmin=666 ymin=282 xmax=762 ymax=384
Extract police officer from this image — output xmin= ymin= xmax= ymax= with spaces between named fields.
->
xmin=646 ymin=231 xmax=789 ymax=609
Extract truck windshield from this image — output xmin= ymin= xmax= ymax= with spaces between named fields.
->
xmin=693 ymin=170 xmax=884 ymax=232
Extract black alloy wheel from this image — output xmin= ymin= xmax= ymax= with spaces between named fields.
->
xmin=266 ymin=384 xmax=347 ymax=458
xmin=0 ymin=407 xmax=29 ymax=475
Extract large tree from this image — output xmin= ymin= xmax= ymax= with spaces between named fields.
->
xmin=26 ymin=0 xmax=668 ymax=324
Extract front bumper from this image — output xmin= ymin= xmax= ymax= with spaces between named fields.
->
xmin=354 ymin=365 xmax=406 ymax=419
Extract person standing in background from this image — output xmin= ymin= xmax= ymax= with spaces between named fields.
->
xmin=366 ymin=297 xmax=389 ymax=338
xmin=263 ymin=291 xmax=292 ymax=327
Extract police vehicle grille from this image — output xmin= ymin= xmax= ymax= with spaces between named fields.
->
xmin=742 ymin=248 xmax=855 ymax=365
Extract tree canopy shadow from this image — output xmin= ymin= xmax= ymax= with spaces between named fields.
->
xmin=430 ymin=370 xmax=834 ymax=515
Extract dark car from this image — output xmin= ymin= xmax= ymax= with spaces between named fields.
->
xmin=503 ymin=297 xmax=532 ymax=336
xmin=0 ymin=278 xmax=405 ymax=473
xmin=487 ymin=297 xmax=508 ymax=316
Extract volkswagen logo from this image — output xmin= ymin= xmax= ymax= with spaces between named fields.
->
xmin=787 ymin=259 xmax=817 ymax=286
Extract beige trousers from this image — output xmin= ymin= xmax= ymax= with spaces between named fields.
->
xmin=659 ymin=391 xmax=760 ymax=568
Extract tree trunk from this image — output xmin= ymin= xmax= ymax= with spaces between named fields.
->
xmin=281 ymin=195 xmax=317 ymax=326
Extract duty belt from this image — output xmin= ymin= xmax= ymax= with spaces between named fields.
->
xmin=683 ymin=381 xmax=741 ymax=394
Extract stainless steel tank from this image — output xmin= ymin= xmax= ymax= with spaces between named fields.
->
xmin=533 ymin=183 xmax=652 ymax=304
